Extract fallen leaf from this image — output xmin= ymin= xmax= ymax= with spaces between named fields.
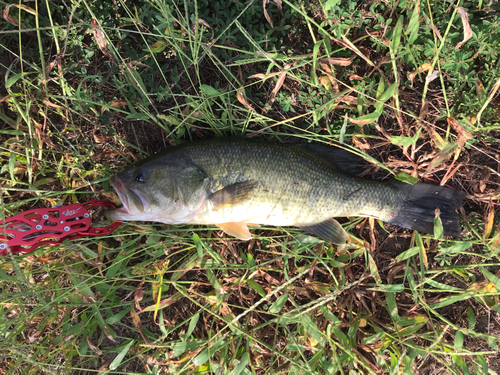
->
xmin=130 ymin=307 xmax=150 ymax=343
xmin=248 ymin=72 xmax=282 ymax=81
xmin=319 ymin=56 xmax=354 ymax=66
xmin=93 ymin=129 xmax=113 ymax=144
xmin=43 ymin=99 xmax=63 ymax=109
xmin=263 ymin=0 xmax=273 ymax=27
xmin=349 ymin=74 xmax=364 ymax=81
xmin=334 ymin=37 xmax=374 ymax=66
xmin=479 ymin=167 xmax=490 ymax=193
xmin=142 ymin=292 xmax=183 ymax=312
xmin=86 ymin=335 xmax=103 ymax=355
xmin=109 ymin=100 xmax=127 ymax=108
xmin=35 ymin=122 xmax=60 ymax=150
xmin=407 ymin=62 xmax=432 ymax=87
xmin=336 ymin=94 xmax=357 ymax=105
xmin=418 ymin=99 xmax=429 ymax=120
xmin=236 ymin=88 xmax=255 ymax=111
xmin=424 ymin=142 xmax=458 ymax=176
xmin=484 ymin=201 xmax=495 ymax=239
xmin=432 ymin=24 xmax=443 ymax=41
xmin=456 ymin=7 xmax=472 ymax=49
xmin=492 ymin=221 xmax=500 ymax=248
xmin=320 ymin=76 xmax=332 ymax=91
xmin=3 ymin=4 xmax=36 ymax=28
xmin=347 ymin=112 xmax=381 ymax=125
xmin=44 ymin=59 xmax=58 ymax=80
xmin=192 ymin=18 xmax=213 ymax=38
xmin=135 ymin=280 xmax=144 ymax=311
xmin=321 ymin=63 xmax=339 ymax=93
xmin=425 ymin=70 xmax=440 ymax=84
xmin=91 ymin=19 xmax=110 ymax=56
xmin=98 ymin=362 xmax=111 ymax=373
xmin=267 ymin=64 xmax=290 ymax=107
xmin=101 ymin=192 xmax=121 ymax=204
xmin=470 ymin=281 xmax=497 ymax=293
xmin=447 ymin=116 xmax=473 ymax=151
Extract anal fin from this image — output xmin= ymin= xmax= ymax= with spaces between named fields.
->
xmin=216 ymin=222 xmax=252 ymax=240
xmin=299 ymin=218 xmax=347 ymax=245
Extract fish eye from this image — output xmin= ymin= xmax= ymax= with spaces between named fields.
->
xmin=135 ymin=171 xmax=146 ymax=183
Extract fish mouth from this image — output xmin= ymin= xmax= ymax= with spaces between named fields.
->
xmin=106 ymin=176 xmax=147 ymax=220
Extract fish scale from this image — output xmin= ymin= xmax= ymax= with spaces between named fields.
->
xmin=106 ymin=138 xmax=465 ymax=244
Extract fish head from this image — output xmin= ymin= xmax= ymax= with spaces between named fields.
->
xmin=106 ymin=158 xmax=209 ymax=223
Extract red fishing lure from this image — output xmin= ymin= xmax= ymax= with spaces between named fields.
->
xmin=0 ymin=200 xmax=121 ymax=255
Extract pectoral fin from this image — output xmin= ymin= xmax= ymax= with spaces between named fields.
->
xmin=216 ymin=222 xmax=252 ymax=240
xmin=209 ymin=180 xmax=257 ymax=209
xmin=299 ymin=219 xmax=347 ymax=245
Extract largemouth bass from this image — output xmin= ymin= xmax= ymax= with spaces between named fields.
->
xmin=106 ymin=138 xmax=465 ymax=244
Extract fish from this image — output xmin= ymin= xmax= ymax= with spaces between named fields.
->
xmin=106 ymin=138 xmax=465 ymax=244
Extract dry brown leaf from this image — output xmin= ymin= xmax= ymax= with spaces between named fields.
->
xmin=484 ymin=201 xmax=495 ymax=239
xmin=349 ymin=74 xmax=364 ymax=81
xmin=479 ymin=167 xmax=490 ymax=193
xmin=352 ymin=136 xmax=371 ymax=150
xmin=236 ymin=88 xmax=255 ymax=111
xmin=470 ymin=281 xmax=497 ymax=293
xmin=109 ymin=100 xmax=127 ymax=108
xmin=407 ymin=63 xmax=433 ymax=87
xmin=267 ymin=64 xmax=289 ymax=106
xmin=91 ymin=20 xmax=110 ymax=56
xmin=248 ymin=71 xmax=281 ymax=80
xmin=321 ymin=63 xmax=339 ymax=93
xmin=192 ymin=18 xmax=213 ymax=38
xmin=424 ymin=146 xmax=456 ymax=176
xmin=44 ymin=59 xmax=57 ymax=80
xmin=433 ymin=24 xmax=443 ymax=41
xmin=130 ymin=307 xmax=141 ymax=328
xmin=337 ymin=94 xmax=357 ymax=105
xmin=3 ymin=5 xmax=19 ymax=26
xmin=319 ymin=76 xmax=332 ymax=91
xmin=101 ymin=191 xmax=121 ymax=204
xmin=319 ymin=56 xmax=354 ymax=66
xmin=34 ymin=122 xmax=59 ymax=150
xmin=130 ymin=307 xmax=150 ymax=343
xmin=135 ymin=280 xmax=144 ymax=311
xmin=0 ymin=95 xmax=10 ymax=103
xmin=447 ymin=116 xmax=473 ymax=150
xmin=263 ymin=0 xmax=273 ymax=27
xmin=334 ymin=37 xmax=374 ymax=66
xmin=98 ymin=362 xmax=111 ymax=373
xmin=93 ymin=129 xmax=113 ymax=144
xmin=456 ymin=7 xmax=472 ymax=49
xmin=43 ymin=99 xmax=63 ymax=109
xmin=3 ymin=4 xmax=35 ymax=28
xmin=475 ymin=77 xmax=485 ymax=103
xmin=492 ymin=221 xmax=500 ymax=248
xmin=366 ymin=30 xmax=391 ymax=47
xmin=418 ymin=100 xmax=429 ymax=120
xmin=425 ymin=70 xmax=440 ymax=84
xmin=347 ymin=116 xmax=374 ymax=125
xmin=86 ymin=335 xmax=103 ymax=355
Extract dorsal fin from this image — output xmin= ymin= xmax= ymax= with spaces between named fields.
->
xmin=300 ymin=143 xmax=365 ymax=175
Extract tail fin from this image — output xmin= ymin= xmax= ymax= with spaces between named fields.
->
xmin=389 ymin=183 xmax=466 ymax=236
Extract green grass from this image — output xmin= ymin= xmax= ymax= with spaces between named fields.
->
xmin=1 ymin=0 xmax=500 ymax=373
